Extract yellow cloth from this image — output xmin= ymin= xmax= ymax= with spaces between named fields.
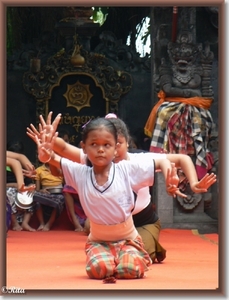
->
xmin=35 ymin=164 xmax=63 ymax=187
xmin=144 ymin=90 xmax=213 ymax=138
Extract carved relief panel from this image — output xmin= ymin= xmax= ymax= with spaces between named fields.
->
xmin=23 ymin=43 xmax=132 ymax=146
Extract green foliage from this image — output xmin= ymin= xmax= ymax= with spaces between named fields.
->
xmin=92 ymin=7 xmax=109 ymax=26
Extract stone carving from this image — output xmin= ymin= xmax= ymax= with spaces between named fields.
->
xmin=23 ymin=40 xmax=132 ymax=116
xmin=159 ymin=30 xmax=214 ymax=98
xmin=144 ymin=27 xmax=217 ymax=211
xmin=94 ymin=31 xmax=151 ymax=73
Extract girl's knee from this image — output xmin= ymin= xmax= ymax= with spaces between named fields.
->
xmin=86 ymin=261 xmax=114 ymax=279
xmin=115 ymin=252 xmax=147 ymax=279
xmin=115 ymin=264 xmax=144 ymax=279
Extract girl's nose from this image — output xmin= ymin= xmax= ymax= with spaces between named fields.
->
xmin=98 ymin=146 xmax=104 ymax=152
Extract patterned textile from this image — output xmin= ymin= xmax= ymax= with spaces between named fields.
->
xmin=144 ymin=90 xmax=213 ymax=138
xmin=6 ymin=187 xmax=38 ymax=224
xmin=6 ymin=196 xmax=11 ymax=232
xmin=150 ymin=101 xmax=214 ymax=179
xmin=33 ymin=191 xmax=65 ymax=217
xmin=85 ymin=235 xmax=151 ymax=279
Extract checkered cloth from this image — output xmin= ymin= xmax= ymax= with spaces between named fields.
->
xmin=150 ymin=102 xmax=214 ymax=178
xmin=85 ymin=235 xmax=151 ymax=279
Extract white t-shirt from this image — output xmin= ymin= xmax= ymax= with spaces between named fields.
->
xmin=127 ymin=152 xmax=166 ymax=214
xmin=80 ymin=149 xmax=166 ymax=215
xmin=61 ymin=157 xmax=155 ymax=225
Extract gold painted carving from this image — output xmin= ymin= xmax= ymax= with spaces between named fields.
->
xmin=63 ymin=81 xmax=93 ymax=112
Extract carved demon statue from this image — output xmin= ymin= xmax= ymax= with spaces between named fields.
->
xmin=144 ymin=29 xmax=217 ymax=211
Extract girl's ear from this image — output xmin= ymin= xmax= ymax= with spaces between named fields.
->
xmin=80 ymin=141 xmax=86 ymax=154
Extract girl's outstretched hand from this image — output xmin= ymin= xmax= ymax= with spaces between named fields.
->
xmin=190 ymin=173 xmax=217 ymax=193
xmin=40 ymin=111 xmax=62 ymax=137
xmin=27 ymin=123 xmax=41 ymax=142
xmin=35 ymin=129 xmax=58 ymax=163
xmin=166 ymin=163 xmax=187 ymax=198
xmin=166 ymin=185 xmax=187 ymax=198
xmin=26 ymin=111 xmax=62 ymax=143
xmin=166 ymin=163 xmax=179 ymax=187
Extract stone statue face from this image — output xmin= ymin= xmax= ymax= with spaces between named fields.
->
xmin=168 ymin=42 xmax=198 ymax=69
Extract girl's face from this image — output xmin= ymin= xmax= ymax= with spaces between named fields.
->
xmin=113 ymin=135 xmax=128 ymax=163
xmin=81 ymin=128 xmax=117 ymax=166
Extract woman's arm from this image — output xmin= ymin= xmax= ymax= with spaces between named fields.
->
xmin=6 ymin=156 xmax=35 ymax=192
xmin=6 ymin=156 xmax=25 ymax=190
xmin=6 ymin=151 xmax=34 ymax=171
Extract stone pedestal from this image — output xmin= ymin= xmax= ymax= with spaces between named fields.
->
xmin=154 ymin=172 xmax=218 ymax=233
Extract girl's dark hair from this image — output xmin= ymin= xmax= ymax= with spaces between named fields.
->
xmin=82 ymin=118 xmax=118 ymax=143
xmin=107 ymin=118 xmax=130 ymax=142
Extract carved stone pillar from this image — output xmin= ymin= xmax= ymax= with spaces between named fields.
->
xmin=150 ymin=7 xmax=218 ymax=232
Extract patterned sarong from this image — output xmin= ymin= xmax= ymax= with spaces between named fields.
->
xmin=85 ymin=234 xmax=151 ymax=279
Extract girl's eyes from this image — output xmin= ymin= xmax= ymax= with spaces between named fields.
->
xmin=91 ymin=143 xmax=111 ymax=148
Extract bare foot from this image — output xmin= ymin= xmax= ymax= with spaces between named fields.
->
xmin=74 ymin=226 xmax=84 ymax=232
xmin=22 ymin=223 xmax=36 ymax=232
xmin=42 ymin=224 xmax=51 ymax=231
xmin=12 ymin=224 xmax=23 ymax=231
xmin=37 ymin=224 xmax=45 ymax=231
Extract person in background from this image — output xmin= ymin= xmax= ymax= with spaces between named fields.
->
xmin=6 ymin=151 xmax=36 ymax=193
xmin=6 ymin=150 xmax=37 ymax=231
xmin=105 ymin=114 xmax=217 ymax=262
xmin=33 ymin=161 xmax=65 ymax=231
xmin=34 ymin=117 xmax=181 ymax=281
xmin=58 ymin=128 xmax=89 ymax=233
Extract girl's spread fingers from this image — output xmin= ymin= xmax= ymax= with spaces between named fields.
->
xmin=46 ymin=111 xmax=53 ymax=125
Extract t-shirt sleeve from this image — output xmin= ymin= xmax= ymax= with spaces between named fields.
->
xmin=120 ymin=159 xmax=155 ymax=191
xmin=60 ymin=157 xmax=86 ymax=191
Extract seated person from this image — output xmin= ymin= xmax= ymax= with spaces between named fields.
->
xmin=34 ymin=161 xmax=65 ymax=231
xmin=6 ymin=151 xmax=37 ymax=231
xmin=63 ymin=185 xmax=89 ymax=233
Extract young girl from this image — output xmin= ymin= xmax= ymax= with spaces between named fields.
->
xmin=27 ymin=112 xmax=217 ymax=262
xmin=35 ymin=117 xmax=179 ymax=280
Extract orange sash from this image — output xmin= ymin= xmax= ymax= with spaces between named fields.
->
xmin=144 ymin=90 xmax=213 ymax=138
